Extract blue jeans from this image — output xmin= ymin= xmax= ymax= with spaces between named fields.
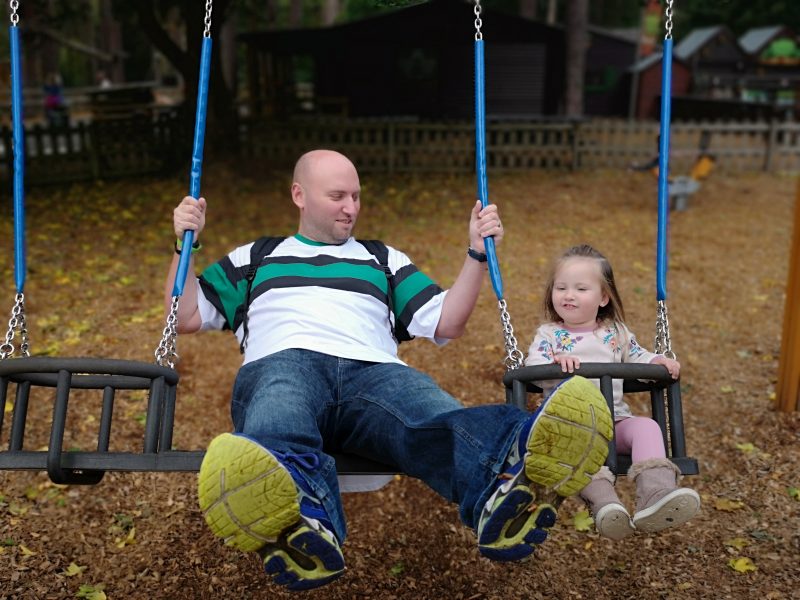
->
xmin=231 ymin=349 xmax=530 ymax=543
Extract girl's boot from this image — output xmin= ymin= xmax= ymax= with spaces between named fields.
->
xmin=629 ymin=458 xmax=700 ymax=532
xmin=579 ymin=467 xmax=634 ymax=540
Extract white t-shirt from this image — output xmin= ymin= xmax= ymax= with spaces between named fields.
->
xmin=196 ymin=235 xmax=448 ymax=364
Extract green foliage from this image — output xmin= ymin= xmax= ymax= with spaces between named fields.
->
xmin=675 ymin=0 xmax=800 ymax=37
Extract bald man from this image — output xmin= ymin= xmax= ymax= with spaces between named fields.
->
xmin=166 ymin=150 xmax=612 ymax=591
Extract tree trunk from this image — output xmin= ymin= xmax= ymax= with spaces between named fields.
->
xmin=289 ymin=0 xmax=303 ymax=27
xmin=99 ymin=0 xmax=124 ymax=83
xmin=132 ymin=0 xmax=236 ymax=157
xmin=520 ymin=0 xmax=538 ymax=20
xmin=321 ymin=0 xmax=341 ymax=26
xmin=546 ymin=0 xmax=558 ymax=24
xmin=564 ymin=0 xmax=588 ymax=117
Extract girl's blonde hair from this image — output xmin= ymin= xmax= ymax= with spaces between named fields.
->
xmin=543 ymin=244 xmax=626 ymax=328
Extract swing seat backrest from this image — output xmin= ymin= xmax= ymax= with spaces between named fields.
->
xmin=503 ymin=363 xmax=698 ymax=476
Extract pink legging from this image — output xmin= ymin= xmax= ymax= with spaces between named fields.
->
xmin=614 ymin=416 xmax=666 ymax=463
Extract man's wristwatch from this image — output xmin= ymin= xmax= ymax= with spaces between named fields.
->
xmin=467 ymin=247 xmax=488 ymax=262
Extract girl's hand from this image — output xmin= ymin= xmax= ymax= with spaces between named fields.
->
xmin=554 ymin=354 xmax=580 ymax=373
xmin=652 ymin=355 xmax=681 ymax=379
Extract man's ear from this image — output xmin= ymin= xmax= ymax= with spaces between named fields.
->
xmin=291 ymin=182 xmax=304 ymax=209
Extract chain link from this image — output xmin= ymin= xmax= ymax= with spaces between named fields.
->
xmin=473 ymin=0 xmax=482 ymax=40
xmin=9 ymin=0 xmax=18 ymax=26
xmin=498 ymin=299 xmax=523 ymax=370
xmin=155 ymin=296 xmax=180 ymax=368
xmin=203 ymin=0 xmax=213 ymax=38
xmin=654 ymin=299 xmax=676 ymax=359
xmin=1 ymin=293 xmax=29 ymax=359
xmin=664 ymin=0 xmax=674 ymax=40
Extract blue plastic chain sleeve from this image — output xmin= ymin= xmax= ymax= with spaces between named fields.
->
xmin=474 ymin=39 xmax=503 ymax=300
xmin=173 ymin=37 xmax=212 ymax=298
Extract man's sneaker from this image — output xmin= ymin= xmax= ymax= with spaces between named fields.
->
xmin=477 ymin=376 xmax=614 ymax=561
xmin=198 ymin=433 xmax=345 ymax=591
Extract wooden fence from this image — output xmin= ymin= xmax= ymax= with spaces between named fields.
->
xmin=2 ymin=116 xmax=799 ymax=187
xmin=239 ymin=117 xmax=800 ymax=174
xmin=0 ymin=110 xmax=188 ymax=187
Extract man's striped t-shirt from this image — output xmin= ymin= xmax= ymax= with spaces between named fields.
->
xmin=196 ymin=234 xmax=447 ymax=365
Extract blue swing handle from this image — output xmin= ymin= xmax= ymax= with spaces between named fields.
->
xmin=173 ymin=37 xmax=212 ymax=298
xmin=475 ymin=40 xmax=503 ymax=300
xmin=656 ymin=39 xmax=673 ymax=302
xmin=10 ymin=25 xmax=25 ymax=294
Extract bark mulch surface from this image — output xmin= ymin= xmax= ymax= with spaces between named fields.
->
xmin=1 ymin=168 xmax=798 ymax=599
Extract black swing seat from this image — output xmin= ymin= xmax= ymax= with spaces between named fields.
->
xmin=0 ymin=356 xmax=395 ymax=485
xmin=0 ymin=358 xmax=697 ymax=486
xmin=503 ymin=363 xmax=699 ymax=476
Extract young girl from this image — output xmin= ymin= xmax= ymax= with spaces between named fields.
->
xmin=525 ymin=244 xmax=700 ymax=540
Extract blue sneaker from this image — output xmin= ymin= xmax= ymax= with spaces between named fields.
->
xmin=477 ymin=376 xmax=613 ymax=561
xmin=198 ymin=433 xmax=345 ymax=591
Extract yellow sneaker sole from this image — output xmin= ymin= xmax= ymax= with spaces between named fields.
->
xmin=524 ymin=376 xmax=614 ymax=497
xmin=198 ymin=433 xmax=300 ymax=553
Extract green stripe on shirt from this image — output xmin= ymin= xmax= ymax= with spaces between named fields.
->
xmin=253 ymin=261 xmax=389 ymax=294
xmin=200 ymin=262 xmax=248 ymax=328
xmin=393 ymin=270 xmax=438 ymax=316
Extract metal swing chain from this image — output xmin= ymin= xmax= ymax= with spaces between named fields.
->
xmin=0 ymin=293 xmax=29 ymax=360
xmin=655 ymin=0 xmax=677 ymax=457
xmin=664 ymin=0 xmax=674 ymax=41
xmin=498 ymin=299 xmax=524 ymax=370
xmin=654 ymin=299 xmax=676 ymax=359
xmin=474 ymin=0 xmax=520 ymax=371
xmin=473 ymin=0 xmax=482 ymax=41
xmin=654 ymin=0 xmax=677 ymax=362
xmin=3 ymin=2 xmax=25 ymax=360
xmin=9 ymin=0 xmax=19 ymax=25
xmin=203 ymin=0 xmax=213 ymax=38
xmin=155 ymin=296 xmax=180 ymax=368
xmin=154 ymin=0 xmax=212 ymax=369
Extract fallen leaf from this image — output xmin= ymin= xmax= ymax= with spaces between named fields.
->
xmin=573 ymin=509 xmax=594 ymax=532
xmin=76 ymin=584 xmax=107 ymax=600
xmin=735 ymin=442 xmax=758 ymax=453
xmin=63 ymin=562 xmax=87 ymax=577
xmin=114 ymin=527 xmax=136 ymax=548
xmin=19 ymin=545 xmax=36 ymax=557
xmin=788 ymin=487 xmax=799 ymax=501
xmin=724 ymin=537 xmax=749 ymax=550
xmin=715 ymin=498 xmax=745 ymax=511
xmin=728 ymin=557 xmax=757 ymax=573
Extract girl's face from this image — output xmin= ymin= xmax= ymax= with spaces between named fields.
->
xmin=551 ymin=257 xmax=609 ymax=329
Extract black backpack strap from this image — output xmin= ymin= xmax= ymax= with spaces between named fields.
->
xmin=358 ymin=239 xmax=413 ymax=343
xmin=239 ymin=236 xmax=285 ymax=354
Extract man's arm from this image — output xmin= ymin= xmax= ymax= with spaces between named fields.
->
xmin=435 ymin=200 xmax=502 ymax=339
xmin=164 ymin=196 xmax=207 ymax=334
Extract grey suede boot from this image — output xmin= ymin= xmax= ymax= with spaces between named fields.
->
xmin=579 ymin=466 xmax=635 ymax=540
xmin=629 ymin=458 xmax=700 ymax=533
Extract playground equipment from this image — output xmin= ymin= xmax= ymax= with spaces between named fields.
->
xmin=0 ymin=0 xmax=696 ymax=485
xmin=776 ymin=180 xmax=800 ymax=412
xmin=631 ymin=130 xmax=716 ymax=211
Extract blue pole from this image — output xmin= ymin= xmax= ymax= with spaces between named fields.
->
xmin=10 ymin=25 xmax=25 ymax=294
xmin=474 ymin=39 xmax=503 ymax=300
xmin=656 ymin=39 xmax=673 ymax=302
xmin=173 ymin=37 xmax=212 ymax=297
